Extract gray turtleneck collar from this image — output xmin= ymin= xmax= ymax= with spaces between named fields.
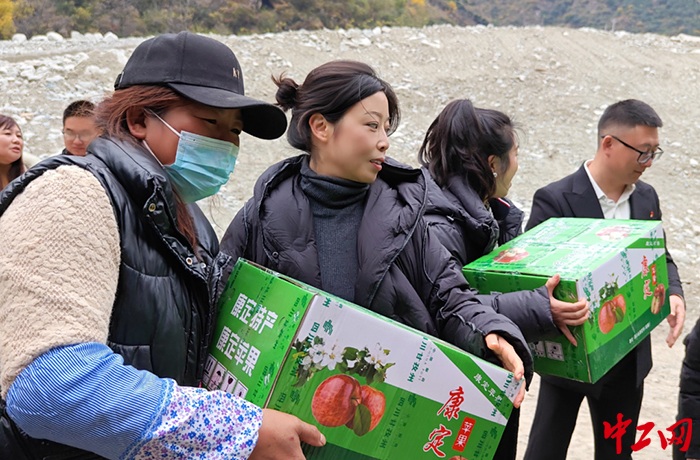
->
xmin=299 ymin=156 xmax=369 ymax=301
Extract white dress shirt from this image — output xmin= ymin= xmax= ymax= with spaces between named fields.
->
xmin=584 ymin=160 xmax=635 ymax=220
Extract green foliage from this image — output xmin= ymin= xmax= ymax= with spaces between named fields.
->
xmin=598 ymin=277 xmax=619 ymax=301
xmin=291 ymin=337 xmax=395 ymax=388
xmin=466 ymin=0 xmax=700 ymax=35
xmin=351 ymin=404 xmax=372 ymax=436
xmin=9 ymin=0 xmax=700 ymax=38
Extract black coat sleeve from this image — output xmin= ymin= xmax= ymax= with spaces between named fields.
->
xmin=429 ymin=210 xmax=557 ymax=345
xmin=666 ymin=249 xmax=684 ymax=299
xmin=477 ymin=286 xmax=558 ymax=343
xmin=678 ymin=318 xmax=700 ymax=458
xmin=425 ymin=218 xmax=468 ymax=269
xmin=429 ymin=202 xmax=555 ymax=348
xmin=651 ymin=190 xmax=685 ymax=299
xmin=420 ymin=223 xmax=534 ymax=383
xmin=488 ymin=200 xmax=559 ymax=342
xmin=663 ymin=230 xmax=684 ymax=299
xmin=213 ymin=200 xmax=254 ymax=306
xmin=490 ymin=197 xmax=525 ymax=245
xmin=525 ymin=186 xmax=564 ymax=231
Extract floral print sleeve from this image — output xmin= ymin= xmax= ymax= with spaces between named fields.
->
xmin=124 ymin=380 xmax=262 ymax=460
xmin=6 ymin=343 xmax=262 ymax=460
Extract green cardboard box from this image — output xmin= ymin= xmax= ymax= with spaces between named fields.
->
xmin=205 ymin=259 xmax=523 ymax=460
xmin=463 ymin=218 xmax=671 ymax=384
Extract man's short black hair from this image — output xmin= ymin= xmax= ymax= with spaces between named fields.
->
xmin=598 ymin=99 xmax=663 ymax=137
xmin=62 ymin=100 xmax=95 ymax=125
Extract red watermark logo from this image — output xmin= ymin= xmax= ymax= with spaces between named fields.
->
xmin=603 ymin=413 xmax=692 ymax=453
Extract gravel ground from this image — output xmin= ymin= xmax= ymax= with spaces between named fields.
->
xmin=4 ymin=24 xmax=700 ymax=459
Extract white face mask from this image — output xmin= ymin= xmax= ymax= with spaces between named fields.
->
xmin=147 ymin=109 xmax=239 ymax=204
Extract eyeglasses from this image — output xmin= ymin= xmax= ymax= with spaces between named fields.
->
xmin=602 ymin=135 xmax=663 ymax=164
xmin=62 ymin=131 xmax=97 ymax=142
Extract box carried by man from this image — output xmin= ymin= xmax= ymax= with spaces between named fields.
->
xmin=463 ymin=217 xmax=670 ymax=383
xmin=206 ymin=258 xmax=522 ymax=460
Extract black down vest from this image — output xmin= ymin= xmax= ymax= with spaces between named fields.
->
xmin=0 ymin=137 xmax=219 ymax=459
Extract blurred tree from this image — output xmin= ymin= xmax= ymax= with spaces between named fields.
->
xmin=0 ymin=0 xmax=15 ymax=38
xmin=14 ymin=0 xmax=72 ymax=36
xmin=8 ymin=0 xmax=700 ymax=38
xmin=92 ymin=0 xmax=145 ymax=36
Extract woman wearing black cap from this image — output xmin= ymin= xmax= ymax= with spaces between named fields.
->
xmin=215 ymin=61 xmax=532 ymax=413
xmin=0 ymin=32 xmax=324 ymax=460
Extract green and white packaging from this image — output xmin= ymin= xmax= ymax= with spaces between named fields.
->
xmin=205 ymin=259 xmax=523 ymax=460
xmin=463 ymin=218 xmax=670 ymax=383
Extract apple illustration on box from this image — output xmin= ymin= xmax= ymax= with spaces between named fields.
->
xmin=651 ymin=283 xmax=665 ymax=314
xmin=345 ymin=385 xmax=386 ymax=432
xmin=311 ymin=375 xmax=362 ymax=427
xmin=599 ymin=294 xmax=625 ymax=334
xmin=311 ymin=375 xmax=386 ymax=435
xmin=295 ymin=338 xmax=393 ymax=436
xmin=494 ymin=247 xmax=529 ymax=263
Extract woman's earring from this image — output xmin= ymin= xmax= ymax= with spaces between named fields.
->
xmin=493 ymin=171 xmax=498 ymax=177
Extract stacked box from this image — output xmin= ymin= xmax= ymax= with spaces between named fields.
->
xmin=463 ymin=218 xmax=671 ymax=383
xmin=205 ymin=259 xmax=523 ymax=460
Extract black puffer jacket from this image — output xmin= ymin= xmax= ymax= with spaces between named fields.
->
xmin=675 ymin=319 xmax=700 ymax=459
xmin=214 ymin=154 xmax=533 ymax=376
xmin=422 ymin=174 xmax=558 ymax=343
xmin=423 ymin=173 xmax=524 ymax=263
xmin=0 ymin=137 xmax=219 ymax=459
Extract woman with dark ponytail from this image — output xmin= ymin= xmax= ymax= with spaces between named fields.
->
xmin=420 ymin=99 xmax=590 ymax=460
xmin=420 ymin=100 xmax=525 ymax=263
xmin=216 ymin=61 xmax=533 ymax=406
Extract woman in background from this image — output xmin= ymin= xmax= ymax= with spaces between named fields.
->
xmin=420 ymin=99 xmax=589 ymax=460
xmin=0 ymin=115 xmax=25 ymax=190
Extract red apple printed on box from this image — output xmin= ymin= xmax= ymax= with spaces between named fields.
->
xmin=493 ymin=247 xmax=529 ymax=263
xmin=292 ymin=336 xmax=394 ymax=436
xmin=593 ymin=276 xmax=626 ymax=334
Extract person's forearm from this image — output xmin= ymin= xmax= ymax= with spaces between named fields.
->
xmin=7 ymin=342 xmax=262 ymax=460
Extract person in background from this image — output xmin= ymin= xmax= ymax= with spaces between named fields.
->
xmin=676 ymin=320 xmax=700 ymax=460
xmin=0 ymin=32 xmax=324 ymax=460
xmin=419 ymin=99 xmax=589 ymax=460
xmin=62 ymin=100 xmax=101 ymax=156
xmin=0 ymin=115 xmax=26 ymax=190
xmin=215 ymin=60 xmax=532 ymax=406
xmin=421 ymin=100 xmax=525 ymax=264
xmin=523 ymin=99 xmax=685 ymax=460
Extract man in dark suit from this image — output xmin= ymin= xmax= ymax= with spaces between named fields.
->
xmin=523 ymin=99 xmax=685 ymax=460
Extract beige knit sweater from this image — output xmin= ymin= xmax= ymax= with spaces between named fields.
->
xmin=0 ymin=166 xmax=121 ymax=398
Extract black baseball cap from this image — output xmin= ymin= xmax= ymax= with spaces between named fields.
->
xmin=114 ymin=32 xmax=287 ymax=140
